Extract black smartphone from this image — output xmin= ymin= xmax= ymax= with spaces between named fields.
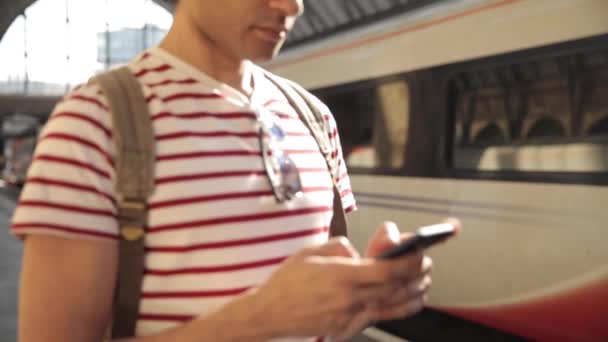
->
xmin=377 ymin=223 xmax=458 ymax=259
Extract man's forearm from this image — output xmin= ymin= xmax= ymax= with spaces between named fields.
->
xmin=115 ymin=291 xmax=278 ymax=342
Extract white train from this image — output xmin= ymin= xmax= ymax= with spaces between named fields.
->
xmin=267 ymin=0 xmax=608 ymax=341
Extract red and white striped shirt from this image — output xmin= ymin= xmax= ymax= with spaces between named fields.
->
xmin=11 ymin=47 xmax=356 ymax=340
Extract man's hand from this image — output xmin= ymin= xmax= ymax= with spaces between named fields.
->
xmin=245 ymin=217 xmax=464 ymax=342
xmin=332 ymin=219 xmax=461 ymax=341
xmin=329 ymin=223 xmax=430 ymax=341
xmin=245 ymin=236 xmax=431 ymax=340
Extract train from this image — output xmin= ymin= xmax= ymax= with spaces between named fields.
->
xmin=267 ymin=0 xmax=608 ymax=341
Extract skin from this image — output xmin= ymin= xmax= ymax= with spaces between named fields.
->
xmin=159 ymin=0 xmax=304 ymax=96
xmin=18 ymin=1 xmax=461 ymax=341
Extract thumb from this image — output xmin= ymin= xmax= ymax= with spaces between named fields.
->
xmin=365 ymin=221 xmax=401 ymax=257
xmin=308 ymin=236 xmax=360 ymax=258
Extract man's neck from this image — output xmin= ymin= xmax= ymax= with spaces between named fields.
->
xmin=158 ymin=13 xmax=254 ymax=97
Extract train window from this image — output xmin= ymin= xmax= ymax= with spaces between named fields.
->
xmin=318 ymin=79 xmax=410 ymax=172
xmin=451 ymin=48 xmax=608 ymax=173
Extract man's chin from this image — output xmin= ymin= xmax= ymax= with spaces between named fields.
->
xmin=252 ymin=54 xmax=277 ymax=63
xmin=249 ymin=44 xmax=284 ymax=63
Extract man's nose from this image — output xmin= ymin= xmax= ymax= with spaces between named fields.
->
xmin=269 ymin=0 xmax=304 ymax=18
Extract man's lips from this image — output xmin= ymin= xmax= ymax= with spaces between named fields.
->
xmin=253 ymin=26 xmax=288 ymax=43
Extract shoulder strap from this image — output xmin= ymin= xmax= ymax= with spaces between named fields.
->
xmin=91 ymin=66 xmax=155 ymax=338
xmin=94 ymin=66 xmax=156 ymax=200
xmin=263 ymin=71 xmax=347 ymax=237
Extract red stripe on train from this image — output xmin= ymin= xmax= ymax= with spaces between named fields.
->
xmin=438 ymin=277 xmax=608 ymax=342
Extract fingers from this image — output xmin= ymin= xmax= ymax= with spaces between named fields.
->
xmin=387 ymin=274 xmax=432 ymax=305
xmin=322 ymin=252 xmax=432 ymax=339
xmin=354 ymin=282 xmax=400 ymax=303
xmin=365 ymin=221 xmax=402 ymax=258
xmin=443 ymin=217 xmax=463 ymax=234
xmin=352 ymin=273 xmax=431 ymax=318
xmin=369 ymin=271 xmax=431 ymax=321
xmin=353 ymin=256 xmax=431 ymax=299
xmin=331 ymin=274 xmax=431 ymax=340
xmin=336 ymin=252 xmax=429 ymax=285
xmin=421 ymin=255 xmax=433 ymax=275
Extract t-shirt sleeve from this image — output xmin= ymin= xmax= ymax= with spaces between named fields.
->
xmin=322 ymin=106 xmax=357 ymax=214
xmin=10 ymin=83 xmax=120 ymax=242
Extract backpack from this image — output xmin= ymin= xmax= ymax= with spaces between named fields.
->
xmin=92 ymin=66 xmax=348 ymax=338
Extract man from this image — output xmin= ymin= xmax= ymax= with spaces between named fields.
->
xmin=13 ymin=1 xmax=458 ymax=341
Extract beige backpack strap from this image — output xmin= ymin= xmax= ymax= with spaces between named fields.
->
xmin=92 ymin=66 xmax=156 ymax=338
xmin=263 ymin=71 xmax=347 ymax=237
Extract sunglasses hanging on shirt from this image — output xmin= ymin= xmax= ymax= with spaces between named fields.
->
xmin=255 ymin=107 xmax=304 ymax=203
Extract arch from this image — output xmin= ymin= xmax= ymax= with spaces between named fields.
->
xmin=525 ymin=116 xmax=566 ymax=138
xmin=470 ymin=119 xmax=509 ymax=144
xmin=0 ymin=0 xmax=175 ymax=42
xmin=1 ymin=0 xmax=174 ymax=95
xmin=473 ymin=122 xmax=507 ymax=144
xmin=587 ymin=115 xmax=608 ymax=136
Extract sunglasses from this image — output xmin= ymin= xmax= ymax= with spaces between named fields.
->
xmin=256 ymin=107 xmax=303 ymax=203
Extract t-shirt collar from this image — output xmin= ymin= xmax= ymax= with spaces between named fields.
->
xmin=148 ymin=46 xmax=260 ymax=106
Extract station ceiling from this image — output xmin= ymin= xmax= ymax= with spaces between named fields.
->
xmin=286 ymin=0 xmax=448 ymax=48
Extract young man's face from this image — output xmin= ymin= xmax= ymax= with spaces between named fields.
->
xmin=180 ymin=0 xmax=304 ymax=62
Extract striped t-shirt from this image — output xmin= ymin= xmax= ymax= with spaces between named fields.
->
xmin=11 ymin=47 xmax=356 ymax=340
